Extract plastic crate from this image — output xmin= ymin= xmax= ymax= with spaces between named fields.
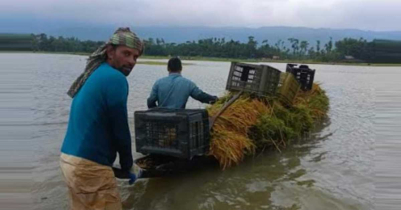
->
xmin=286 ymin=64 xmax=315 ymax=91
xmin=226 ymin=62 xmax=281 ymax=96
xmin=134 ymin=108 xmax=210 ymax=159
xmin=286 ymin=63 xmax=297 ymax=72
xmin=277 ymin=73 xmax=300 ymax=106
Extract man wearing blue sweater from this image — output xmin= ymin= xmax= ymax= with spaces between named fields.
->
xmin=60 ymin=28 xmax=142 ymax=210
xmin=147 ymin=57 xmax=218 ymax=109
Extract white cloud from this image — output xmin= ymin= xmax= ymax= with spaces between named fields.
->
xmin=1 ymin=0 xmax=400 ymax=31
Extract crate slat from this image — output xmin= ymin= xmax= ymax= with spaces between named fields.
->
xmin=286 ymin=64 xmax=315 ymax=91
xmin=135 ymin=109 xmax=210 ymax=159
xmin=277 ymin=73 xmax=300 ymax=106
xmin=226 ymin=62 xmax=281 ymax=96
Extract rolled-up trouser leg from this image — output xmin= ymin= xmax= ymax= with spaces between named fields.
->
xmin=60 ymin=153 xmax=122 ymax=210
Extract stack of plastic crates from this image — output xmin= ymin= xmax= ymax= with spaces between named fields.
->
xmin=276 ymin=73 xmax=300 ymax=106
xmin=286 ymin=64 xmax=315 ymax=91
xmin=134 ymin=108 xmax=210 ymax=159
xmin=226 ymin=62 xmax=281 ymax=96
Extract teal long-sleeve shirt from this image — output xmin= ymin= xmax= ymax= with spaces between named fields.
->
xmin=61 ymin=63 xmax=133 ymax=171
xmin=147 ymin=73 xmax=217 ymax=109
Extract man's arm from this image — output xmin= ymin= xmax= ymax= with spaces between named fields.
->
xmin=147 ymin=82 xmax=159 ymax=108
xmin=106 ymin=77 xmax=133 ymax=171
xmin=190 ymin=82 xmax=218 ymax=104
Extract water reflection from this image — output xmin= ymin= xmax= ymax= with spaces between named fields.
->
xmin=120 ymin=125 xmax=334 ymax=210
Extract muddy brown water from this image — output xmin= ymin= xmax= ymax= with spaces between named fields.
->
xmin=1 ymin=53 xmax=399 ymax=209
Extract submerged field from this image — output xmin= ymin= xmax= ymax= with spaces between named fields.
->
xmin=10 ymin=53 xmax=376 ymax=209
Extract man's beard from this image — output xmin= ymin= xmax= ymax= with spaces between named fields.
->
xmin=118 ymin=66 xmax=133 ymax=76
xmin=111 ymin=63 xmax=132 ymax=76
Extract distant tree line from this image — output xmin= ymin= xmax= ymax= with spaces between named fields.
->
xmin=31 ymin=34 xmax=104 ymax=53
xmin=29 ymin=33 xmax=401 ymax=63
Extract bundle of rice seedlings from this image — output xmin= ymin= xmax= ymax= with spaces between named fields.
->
xmin=252 ymin=84 xmax=328 ymax=151
xmin=251 ymin=102 xmax=314 ymax=152
xmin=294 ymin=83 xmax=329 ymax=121
xmin=209 ymin=125 xmax=255 ymax=169
xmin=207 ymin=83 xmax=329 ymax=169
xmin=207 ymin=95 xmax=271 ymax=169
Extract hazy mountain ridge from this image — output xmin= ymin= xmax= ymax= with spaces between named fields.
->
xmin=46 ymin=26 xmax=401 ymax=45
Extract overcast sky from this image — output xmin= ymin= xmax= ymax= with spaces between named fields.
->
xmin=1 ymin=0 xmax=400 ymax=31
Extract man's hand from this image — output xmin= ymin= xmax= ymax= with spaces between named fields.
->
xmin=210 ymin=96 xmax=219 ymax=104
xmin=112 ymin=163 xmax=143 ymax=185
xmin=128 ymin=164 xmax=143 ymax=185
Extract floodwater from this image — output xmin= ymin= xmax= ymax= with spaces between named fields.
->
xmin=1 ymin=53 xmax=400 ymax=210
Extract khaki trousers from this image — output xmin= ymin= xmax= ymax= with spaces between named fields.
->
xmin=60 ymin=153 xmax=122 ymax=210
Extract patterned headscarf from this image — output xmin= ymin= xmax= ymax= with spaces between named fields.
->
xmin=67 ymin=27 xmax=143 ymax=98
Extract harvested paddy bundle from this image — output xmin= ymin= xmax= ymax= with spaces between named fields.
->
xmin=294 ymin=83 xmax=329 ymax=120
xmin=207 ymin=96 xmax=271 ymax=169
xmin=207 ymin=83 xmax=329 ymax=169
xmin=253 ymin=83 xmax=329 ymax=151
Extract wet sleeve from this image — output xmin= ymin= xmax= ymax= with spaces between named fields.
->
xmin=147 ymin=81 xmax=159 ymax=108
xmin=106 ymin=76 xmax=133 ymax=171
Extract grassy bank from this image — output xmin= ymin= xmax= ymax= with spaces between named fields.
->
xmin=145 ymin=55 xmax=401 ymax=66
xmin=179 ymin=56 xmax=401 ymax=66
xmin=207 ymin=83 xmax=329 ymax=169
xmin=0 ymin=51 xmax=188 ymax=65
xmin=2 ymin=51 xmax=400 ymax=66
xmin=137 ymin=60 xmax=194 ymax=66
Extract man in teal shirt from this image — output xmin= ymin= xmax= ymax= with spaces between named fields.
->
xmin=147 ymin=57 xmax=218 ymax=108
xmin=60 ymin=28 xmax=142 ymax=210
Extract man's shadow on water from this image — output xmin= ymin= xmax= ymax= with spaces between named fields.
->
xmin=121 ymin=118 xmax=333 ymax=210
